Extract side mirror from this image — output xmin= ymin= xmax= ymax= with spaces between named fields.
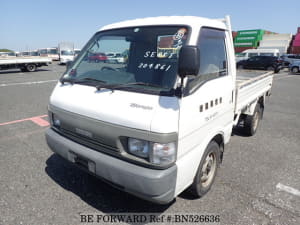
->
xmin=178 ymin=46 xmax=200 ymax=77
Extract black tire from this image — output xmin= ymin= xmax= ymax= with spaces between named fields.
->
xmin=244 ymin=104 xmax=261 ymax=136
xmin=26 ymin=64 xmax=36 ymax=72
xmin=20 ymin=68 xmax=27 ymax=72
xmin=188 ymin=141 xmax=220 ymax=198
xmin=291 ymin=66 xmax=299 ymax=73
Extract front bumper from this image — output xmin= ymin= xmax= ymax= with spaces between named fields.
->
xmin=45 ymin=128 xmax=177 ymax=204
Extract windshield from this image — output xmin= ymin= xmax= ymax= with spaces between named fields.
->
xmin=30 ymin=52 xmax=39 ymax=56
xmin=39 ymin=49 xmax=47 ymax=54
xmin=61 ymin=50 xmax=74 ymax=55
xmin=62 ymin=26 xmax=189 ymax=95
xmin=49 ymin=49 xmax=58 ymax=54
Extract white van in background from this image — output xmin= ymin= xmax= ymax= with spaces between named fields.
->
xmin=236 ymin=49 xmax=280 ymax=62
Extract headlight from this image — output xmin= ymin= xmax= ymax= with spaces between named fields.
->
xmin=128 ymin=138 xmax=149 ymax=158
xmin=128 ymin=138 xmax=176 ymax=166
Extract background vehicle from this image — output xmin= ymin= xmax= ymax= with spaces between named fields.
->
xmin=280 ymin=54 xmax=300 ymax=67
xmin=38 ymin=48 xmax=59 ymax=61
xmin=20 ymin=51 xmax=31 ymax=56
xmin=235 ymin=49 xmax=280 ymax=62
xmin=237 ymin=56 xmax=282 ymax=71
xmin=106 ymin=52 xmax=125 ymax=63
xmin=0 ymin=51 xmax=16 ymax=57
xmin=74 ymin=49 xmax=81 ymax=57
xmin=58 ymin=42 xmax=75 ymax=64
xmin=29 ymin=50 xmax=39 ymax=56
xmin=289 ymin=60 xmax=300 ymax=73
xmin=46 ymin=16 xmax=274 ymax=204
xmin=0 ymin=57 xmax=51 ymax=72
xmin=87 ymin=52 xmax=107 ymax=62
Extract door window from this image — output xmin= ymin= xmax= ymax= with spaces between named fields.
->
xmin=187 ymin=28 xmax=228 ymax=93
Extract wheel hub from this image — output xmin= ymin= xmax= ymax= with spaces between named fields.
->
xmin=200 ymin=153 xmax=216 ymax=187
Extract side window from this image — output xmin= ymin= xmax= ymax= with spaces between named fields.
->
xmin=187 ymin=28 xmax=227 ymax=93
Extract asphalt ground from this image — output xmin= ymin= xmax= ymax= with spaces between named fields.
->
xmin=0 ymin=63 xmax=299 ymax=225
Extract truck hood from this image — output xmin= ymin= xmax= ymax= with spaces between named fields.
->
xmin=50 ymin=83 xmax=179 ymax=133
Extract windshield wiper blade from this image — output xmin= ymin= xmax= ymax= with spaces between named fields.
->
xmin=74 ymin=77 xmax=106 ymax=84
xmin=111 ymin=82 xmax=163 ymax=89
xmin=96 ymin=82 xmax=163 ymax=92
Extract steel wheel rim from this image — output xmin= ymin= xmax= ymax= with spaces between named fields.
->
xmin=200 ymin=152 xmax=217 ymax=188
xmin=292 ymin=67 xmax=298 ymax=73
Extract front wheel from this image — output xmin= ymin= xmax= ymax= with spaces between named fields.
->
xmin=188 ymin=141 xmax=220 ymax=198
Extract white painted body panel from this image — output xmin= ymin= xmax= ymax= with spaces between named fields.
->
xmin=50 ymin=83 xmax=179 ymax=133
xmin=175 ymin=75 xmax=234 ymax=194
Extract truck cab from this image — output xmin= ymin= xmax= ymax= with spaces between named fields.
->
xmin=59 ymin=42 xmax=75 ymax=64
xmin=46 ymin=16 xmax=272 ymax=204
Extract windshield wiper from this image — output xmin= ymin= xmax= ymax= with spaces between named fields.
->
xmin=95 ymin=82 xmax=163 ymax=92
xmin=74 ymin=77 xmax=106 ymax=84
xmin=110 ymin=82 xmax=163 ymax=89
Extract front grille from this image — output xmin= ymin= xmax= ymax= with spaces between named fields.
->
xmin=58 ymin=128 xmax=119 ymax=153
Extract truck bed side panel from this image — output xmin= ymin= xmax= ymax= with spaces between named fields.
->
xmin=235 ymin=71 xmax=273 ymax=113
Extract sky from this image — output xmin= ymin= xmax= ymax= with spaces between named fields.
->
xmin=0 ymin=0 xmax=299 ymax=52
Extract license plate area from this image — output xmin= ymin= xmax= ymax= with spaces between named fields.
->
xmin=68 ymin=151 xmax=96 ymax=173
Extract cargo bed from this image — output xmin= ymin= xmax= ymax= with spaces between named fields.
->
xmin=235 ymin=70 xmax=273 ymax=114
xmin=0 ymin=56 xmax=51 ymax=72
xmin=0 ymin=56 xmax=51 ymax=65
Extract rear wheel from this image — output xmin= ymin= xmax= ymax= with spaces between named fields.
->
xmin=26 ymin=64 xmax=36 ymax=72
xmin=20 ymin=67 xmax=27 ymax=72
xmin=291 ymin=66 xmax=299 ymax=73
xmin=188 ymin=141 xmax=220 ymax=198
xmin=244 ymin=104 xmax=262 ymax=136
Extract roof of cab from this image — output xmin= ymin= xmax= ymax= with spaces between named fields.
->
xmin=99 ymin=16 xmax=227 ymax=32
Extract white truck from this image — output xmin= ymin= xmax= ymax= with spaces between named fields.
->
xmin=46 ymin=16 xmax=274 ymax=204
xmin=58 ymin=42 xmax=75 ymax=64
xmin=0 ymin=57 xmax=51 ymax=72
